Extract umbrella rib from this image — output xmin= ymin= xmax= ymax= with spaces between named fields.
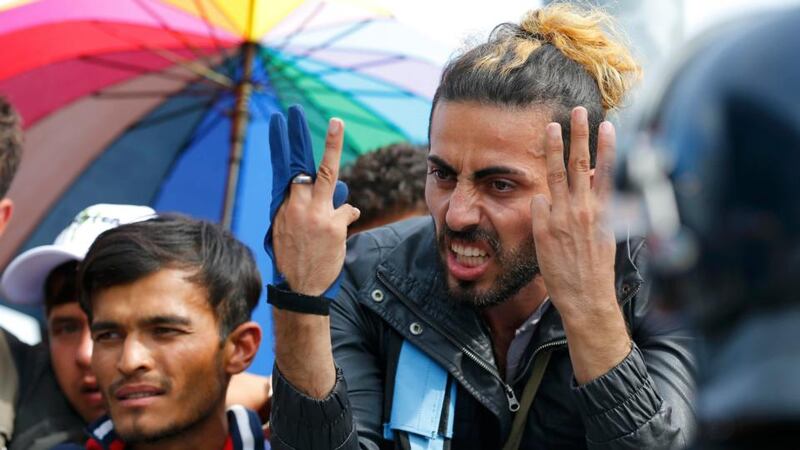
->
xmin=254 ymin=55 xmax=361 ymax=160
xmin=314 ymin=54 xmax=408 ymax=75
xmin=266 ymin=64 xmax=391 ymax=135
xmin=249 ymin=93 xmax=270 ymax=123
xmin=132 ymin=0 xmax=218 ymax=67
xmin=192 ymin=0 xmax=234 ymax=60
xmin=149 ymin=92 xmax=227 ymax=209
xmin=183 ymin=107 xmax=227 ymax=150
xmin=267 ymin=81 xmax=413 ymax=99
xmin=93 ymin=89 xmax=221 ymax=99
xmin=129 ymin=99 xmax=217 ymax=129
xmin=269 ymin=1 xmax=326 ymax=51
xmin=207 ymin=0 xmax=249 ymax=40
xmin=263 ymin=52 xmax=420 ymax=101
xmin=77 ymin=54 xmax=198 ymax=82
xmin=213 ymin=48 xmax=244 ymax=84
xmin=291 ymin=19 xmax=374 ymax=61
xmin=276 ymin=43 xmax=428 ymax=62
xmin=89 ymin=20 xmax=234 ymax=89
xmin=194 ymin=2 xmax=245 ymax=84
xmin=266 ymin=54 xmax=409 ymax=137
xmin=267 ymin=49 xmax=426 ymax=101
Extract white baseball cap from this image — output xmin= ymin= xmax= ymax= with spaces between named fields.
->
xmin=1 ymin=203 xmax=156 ymax=305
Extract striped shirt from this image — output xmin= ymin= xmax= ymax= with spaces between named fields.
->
xmin=80 ymin=405 xmax=266 ymax=450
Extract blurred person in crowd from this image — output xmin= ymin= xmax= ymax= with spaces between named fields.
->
xmin=0 ymin=95 xmax=25 ymax=449
xmin=339 ymin=143 xmax=428 ymax=235
xmin=0 ymin=96 xmax=18 ymax=237
xmin=61 ymin=215 xmax=265 ymax=449
xmin=266 ymin=3 xmax=694 ymax=449
xmin=2 ymin=204 xmax=272 ymax=450
xmin=620 ymin=7 xmax=800 ymax=450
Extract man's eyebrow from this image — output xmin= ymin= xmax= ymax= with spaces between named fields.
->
xmin=140 ymin=316 xmax=192 ymax=328
xmin=91 ymin=321 xmax=119 ymax=334
xmin=427 ymin=155 xmax=456 ymax=173
xmin=473 ymin=166 xmax=525 ymax=180
xmin=49 ymin=317 xmax=81 ymax=325
xmin=428 ymin=155 xmax=525 ymax=180
xmin=90 ymin=316 xmax=192 ymax=333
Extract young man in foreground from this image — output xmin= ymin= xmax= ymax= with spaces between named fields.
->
xmin=66 ymin=215 xmax=266 ymax=449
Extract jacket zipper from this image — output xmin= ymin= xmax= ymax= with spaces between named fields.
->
xmin=376 ymin=272 xmax=522 ymax=412
xmin=511 ymin=281 xmax=642 ymax=386
xmin=511 ymin=338 xmax=567 ymax=387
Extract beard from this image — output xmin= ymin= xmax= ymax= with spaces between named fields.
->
xmin=111 ymin=353 xmax=227 ymax=445
xmin=437 ymin=224 xmax=540 ymax=308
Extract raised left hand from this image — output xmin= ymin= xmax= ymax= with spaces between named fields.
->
xmin=530 ymin=106 xmax=630 ymax=383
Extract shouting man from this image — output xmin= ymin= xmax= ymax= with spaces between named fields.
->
xmin=267 ymin=4 xmax=694 ymax=450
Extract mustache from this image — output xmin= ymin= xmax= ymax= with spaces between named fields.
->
xmin=440 ymin=226 xmax=501 ymax=253
xmin=108 ymin=375 xmax=172 ymax=396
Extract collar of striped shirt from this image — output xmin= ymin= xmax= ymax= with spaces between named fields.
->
xmin=83 ymin=405 xmax=265 ymax=450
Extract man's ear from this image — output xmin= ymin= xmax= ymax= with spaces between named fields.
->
xmin=223 ymin=321 xmax=262 ymax=375
xmin=0 ymin=198 xmax=14 ymax=238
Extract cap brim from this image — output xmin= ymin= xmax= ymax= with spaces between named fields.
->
xmin=1 ymin=245 xmax=84 ymax=305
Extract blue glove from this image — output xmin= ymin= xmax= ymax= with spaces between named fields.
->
xmin=264 ymin=105 xmax=349 ymax=299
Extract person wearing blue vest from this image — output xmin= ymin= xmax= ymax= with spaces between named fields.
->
xmin=265 ymin=3 xmax=694 ymax=449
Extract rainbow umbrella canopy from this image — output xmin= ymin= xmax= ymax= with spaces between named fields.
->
xmin=0 ymin=0 xmax=447 ymax=372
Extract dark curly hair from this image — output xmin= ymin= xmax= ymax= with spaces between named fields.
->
xmin=340 ymin=143 xmax=428 ymax=233
xmin=0 ymin=96 xmax=22 ymax=197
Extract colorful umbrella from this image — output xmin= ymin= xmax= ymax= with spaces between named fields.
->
xmin=0 ymin=0 xmax=446 ymax=372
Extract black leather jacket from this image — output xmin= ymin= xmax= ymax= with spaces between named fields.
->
xmin=271 ymin=217 xmax=695 ymax=449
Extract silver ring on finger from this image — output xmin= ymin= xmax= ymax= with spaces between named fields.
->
xmin=291 ymin=174 xmax=314 ymax=185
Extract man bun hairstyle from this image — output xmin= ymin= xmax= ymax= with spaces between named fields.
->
xmin=432 ymin=2 xmax=640 ymax=165
xmin=79 ymin=214 xmax=262 ymax=340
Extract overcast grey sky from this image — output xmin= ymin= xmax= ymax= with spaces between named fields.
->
xmin=381 ymin=0 xmax=800 ymax=55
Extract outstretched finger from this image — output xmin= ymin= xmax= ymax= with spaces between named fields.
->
xmin=568 ymin=106 xmax=592 ymax=197
xmin=545 ymin=122 xmax=569 ymax=204
xmin=593 ymin=121 xmax=616 ymax=205
xmin=313 ymin=118 xmax=345 ymax=206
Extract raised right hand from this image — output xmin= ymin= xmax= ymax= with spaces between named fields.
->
xmin=271 ymin=116 xmax=360 ymax=296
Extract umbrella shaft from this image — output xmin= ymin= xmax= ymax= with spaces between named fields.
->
xmin=222 ymin=42 xmax=257 ymax=230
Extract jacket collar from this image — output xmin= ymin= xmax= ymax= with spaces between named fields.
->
xmin=362 ymin=217 xmax=645 ymax=422
xmin=375 ymin=218 xmax=497 ymax=364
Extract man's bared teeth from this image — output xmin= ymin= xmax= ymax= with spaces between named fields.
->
xmin=455 ymin=254 xmax=488 ymax=267
xmin=450 ymin=244 xmax=487 ymax=257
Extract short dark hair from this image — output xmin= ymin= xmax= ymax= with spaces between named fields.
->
xmin=340 ymin=143 xmax=428 ymax=228
xmin=431 ymin=4 xmax=639 ymax=166
xmin=45 ymin=260 xmax=79 ymax=315
xmin=79 ymin=215 xmax=262 ymax=338
xmin=0 ymin=96 xmax=22 ymax=197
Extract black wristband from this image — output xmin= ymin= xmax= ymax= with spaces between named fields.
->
xmin=267 ymin=284 xmax=330 ymax=316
